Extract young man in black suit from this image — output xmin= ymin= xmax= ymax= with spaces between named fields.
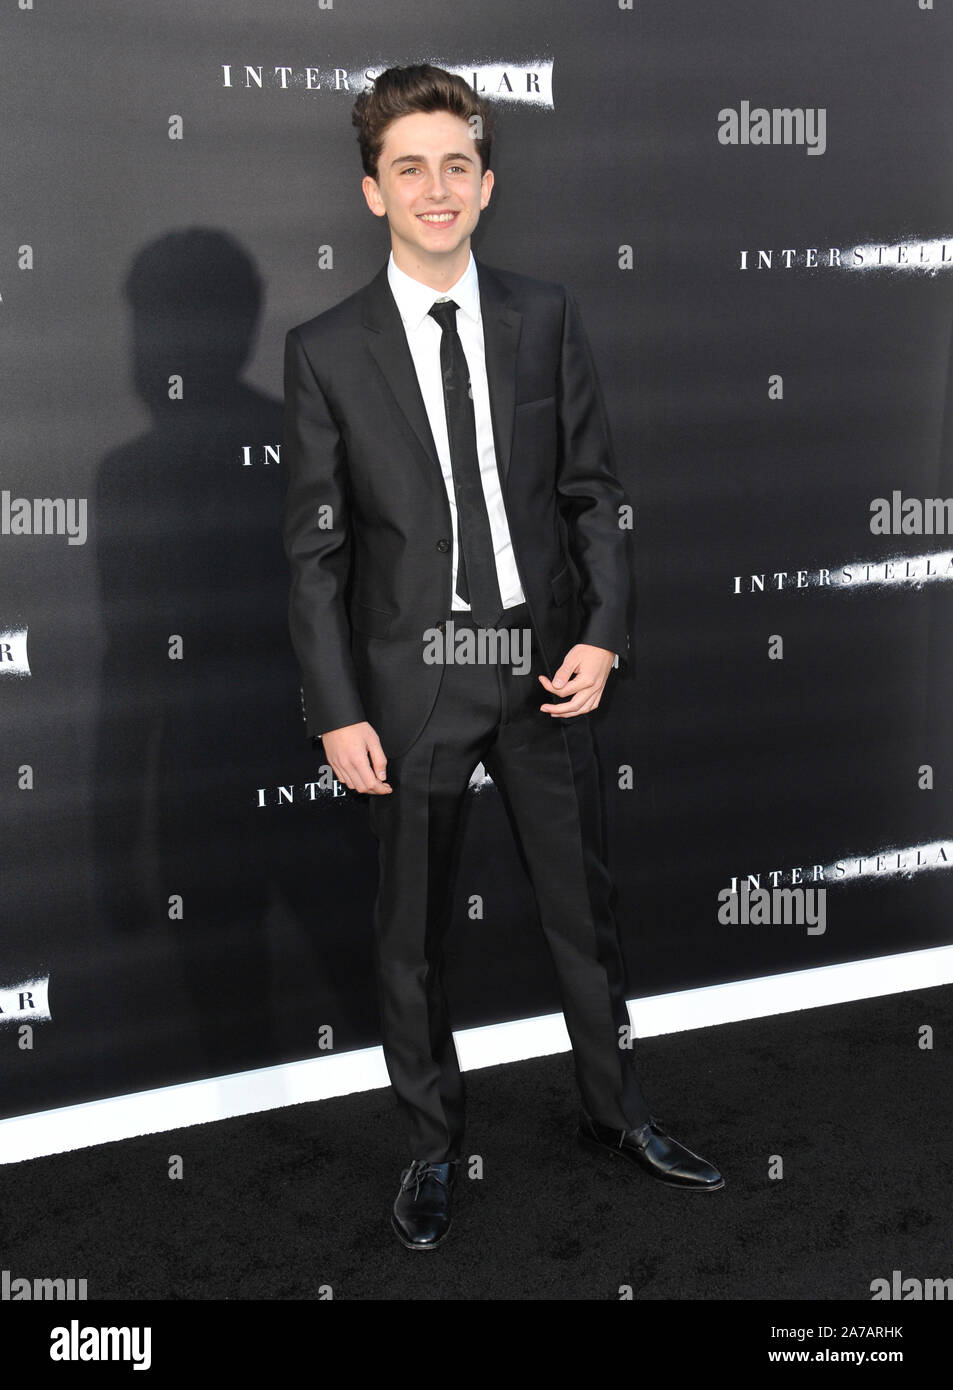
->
xmin=283 ymin=64 xmax=723 ymax=1250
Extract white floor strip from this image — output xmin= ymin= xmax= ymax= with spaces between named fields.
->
xmin=2 ymin=943 xmax=950 ymax=1164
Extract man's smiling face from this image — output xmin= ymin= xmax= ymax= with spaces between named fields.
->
xmin=361 ymin=109 xmax=494 ymax=283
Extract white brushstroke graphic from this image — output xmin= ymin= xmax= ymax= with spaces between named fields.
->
xmin=733 ymin=550 xmax=953 ymax=593
xmin=469 ymin=761 xmax=494 ymax=791
xmin=278 ymin=58 xmax=555 ymax=108
xmin=740 ymin=237 xmax=953 ymax=273
xmin=728 ymin=839 xmax=953 ymax=893
xmin=435 ymin=59 xmax=554 ymax=109
xmin=849 ymin=237 xmax=953 ymax=274
xmin=364 ymin=58 xmax=555 ymax=108
xmin=0 ymin=627 xmax=30 ymax=678
xmin=0 ymin=976 xmax=50 ymax=1025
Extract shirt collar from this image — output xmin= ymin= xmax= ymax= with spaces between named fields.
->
xmin=387 ymin=249 xmax=480 ymax=331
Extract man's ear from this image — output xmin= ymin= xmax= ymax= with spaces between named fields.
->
xmin=479 ymin=168 xmax=494 ymax=211
xmin=362 ymin=174 xmax=387 ymax=218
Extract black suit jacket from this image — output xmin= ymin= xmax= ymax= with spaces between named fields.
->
xmin=282 ymin=256 xmax=634 ymax=760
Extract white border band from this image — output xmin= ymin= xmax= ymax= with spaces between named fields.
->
xmin=2 ymin=943 xmax=950 ymax=1164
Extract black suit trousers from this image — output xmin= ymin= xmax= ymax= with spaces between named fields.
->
xmin=366 ymin=602 xmax=652 ymax=1160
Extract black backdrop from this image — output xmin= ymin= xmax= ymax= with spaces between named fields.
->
xmin=2 ymin=0 xmax=952 ymax=1125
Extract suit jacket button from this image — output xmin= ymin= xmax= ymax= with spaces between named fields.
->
xmin=436 ymin=538 xmax=450 ymax=552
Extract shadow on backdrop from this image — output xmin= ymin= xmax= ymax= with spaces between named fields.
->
xmin=93 ymin=228 xmax=378 ymax=1082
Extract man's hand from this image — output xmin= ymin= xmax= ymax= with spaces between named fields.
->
xmin=538 ymin=643 xmax=616 ymax=718
xmin=319 ymin=721 xmax=392 ymax=794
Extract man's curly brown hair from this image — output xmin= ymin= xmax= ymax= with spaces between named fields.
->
xmin=352 ymin=64 xmax=494 ymax=182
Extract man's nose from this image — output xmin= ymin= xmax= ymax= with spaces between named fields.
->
xmin=424 ymin=172 xmax=450 ymax=198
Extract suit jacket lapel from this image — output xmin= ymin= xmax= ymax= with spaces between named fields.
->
xmin=477 ymin=257 xmax=522 ymax=489
xmin=361 ymin=263 xmax=440 ymax=471
xmin=360 ymin=256 xmax=523 ymax=490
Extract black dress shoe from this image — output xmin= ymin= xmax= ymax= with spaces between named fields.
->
xmin=391 ymin=1159 xmax=458 ymax=1250
xmin=577 ymin=1112 xmax=725 ymax=1191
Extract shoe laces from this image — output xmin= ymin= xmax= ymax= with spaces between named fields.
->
xmin=618 ymin=1116 xmax=668 ymax=1148
xmin=403 ymin=1160 xmax=453 ymax=1201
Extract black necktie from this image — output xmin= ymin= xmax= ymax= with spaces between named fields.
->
xmin=428 ymin=298 xmax=504 ymax=626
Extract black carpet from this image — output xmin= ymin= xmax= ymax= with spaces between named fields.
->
xmin=2 ymin=983 xmax=951 ymax=1303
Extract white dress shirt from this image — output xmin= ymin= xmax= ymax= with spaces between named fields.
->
xmin=386 ymin=249 xmax=526 ymax=612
